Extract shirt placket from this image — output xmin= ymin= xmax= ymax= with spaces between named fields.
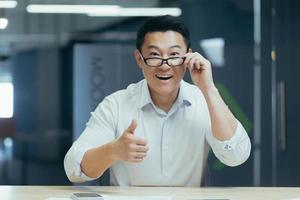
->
xmin=161 ymin=114 xmax=169 ymax=184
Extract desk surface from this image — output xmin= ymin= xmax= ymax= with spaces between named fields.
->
xmin=0 ymin=186 xmax=300 ymax=200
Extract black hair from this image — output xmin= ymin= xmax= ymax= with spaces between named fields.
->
xmin=136 ymin=15 xmax=190 ymax=51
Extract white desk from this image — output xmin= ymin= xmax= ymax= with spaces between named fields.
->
xmin=0 ymin=186 xmax=300 ymax=200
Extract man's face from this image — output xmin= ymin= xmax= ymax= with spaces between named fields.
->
xmin=135 ymin=31 xmax=187 ymax=97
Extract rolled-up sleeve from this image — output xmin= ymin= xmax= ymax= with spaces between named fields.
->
xmin=206 ymin=120 xmax=251 ymax=167
xmin=64 ymin=97 xmax=117 ymax=183
xmin=64 ymin=141 xmax=96 ymax=182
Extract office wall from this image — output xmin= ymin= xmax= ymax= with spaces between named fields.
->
xmin=3 ymin=47 xmax=71 ymax=185
xmin=12 ymin=48 xmax=61 ymax=133
xmin=36 ymin=49 xmax=61 ymax=132
xmin=12 ymin=50 xmax=38 ymax=134
xmin=73 ymin=43 xmax=140 ymax=140
xmin=73 ymin=44 xmax=119 ymax=140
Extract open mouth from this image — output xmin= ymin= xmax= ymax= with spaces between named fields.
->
xmin=155 ymin=74 xmax=173 ymax=80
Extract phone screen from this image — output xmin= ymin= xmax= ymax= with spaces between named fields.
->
xmin=71 ymin=192 xmax=103 ymax=200
xmin=73 ymin=193 xmax=102 ymax=197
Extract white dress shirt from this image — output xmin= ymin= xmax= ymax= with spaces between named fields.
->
xmin=64 ymin=79 xmax=251 ymax=186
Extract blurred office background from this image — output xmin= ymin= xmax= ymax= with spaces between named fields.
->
xmin=0 ymin=0 xmax=299 ymax=186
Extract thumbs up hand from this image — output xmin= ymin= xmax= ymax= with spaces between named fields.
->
xmin=127 ymin=119 xmax=138 ymax=134
xmin=113 ymin=119 xmax=149 ymax=162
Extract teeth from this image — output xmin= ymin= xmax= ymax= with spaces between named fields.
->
xmin=157 ymin=75 xmax=172 ymax=78
xmin=156 ymin=74 xmax=173 ymax=80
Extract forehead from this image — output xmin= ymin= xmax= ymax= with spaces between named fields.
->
xmin=141 ymin=31 xmax=186 ymax=50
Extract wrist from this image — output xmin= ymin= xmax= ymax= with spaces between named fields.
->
xmin=108 ymin=140 xmax=121 ymax=162
xmin=200 ymin=84 xmax=218 ymax=95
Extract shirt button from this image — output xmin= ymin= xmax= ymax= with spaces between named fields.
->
xmin=224 ymin=144 xmax=232 ymax=150
xmin=160 ymin=113 xmax=166 ymax=118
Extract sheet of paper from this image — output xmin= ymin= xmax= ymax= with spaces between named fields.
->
xmin=45 ymin=198 xmax=71 ymax=200
xmin=103 ymin=195 xmax=172 ymax=200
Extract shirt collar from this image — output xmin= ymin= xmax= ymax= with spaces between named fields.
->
xmin=139 ymin=79 xmax=193 ymax=110
xmin=139 ymin=80 xmax=153 ymax=109
xmin=177 ymin=80 xmax=193 ymax=107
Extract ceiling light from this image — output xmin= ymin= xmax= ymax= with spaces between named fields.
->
xmin=0 ymin=18 xmax=8 ymax=29
xmin=26 ymin=4 xmax=120 ymax=14
xmin=0 ymin=0 xmax=17 ymax=8
xmin=88 ymin=8 xmax=182 ymax=17
xmin=26 ymin=4 xmax=181 ymax=17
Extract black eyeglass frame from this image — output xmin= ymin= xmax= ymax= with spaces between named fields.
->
xmin=139 ymin=51 xmax=187 ymax=68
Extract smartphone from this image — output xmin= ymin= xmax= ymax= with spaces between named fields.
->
xmin=70 ymin=192 xmax=104 ymax=200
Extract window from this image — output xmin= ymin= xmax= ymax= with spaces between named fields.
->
xmin=200 ymin=38 xmax=225 ymax=67
xmin=0 ymin=82 xmax=13 ymax=118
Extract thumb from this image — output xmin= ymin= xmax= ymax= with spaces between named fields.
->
xmin=127 ymin=119 xmax=137 ymax=134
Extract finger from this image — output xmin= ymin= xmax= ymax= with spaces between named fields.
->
xmin=128 ymin=152 xmax=147 ymax=159
xmin=134 ymin=145 xmax=149 ymax=152
xmin=183 ymin=53 xmax=195 ymax=66
xmin=135 ymin=137 xmax=147 ymax=145
xmin=197 ymin=54 xmax=210 ymax=67
xmin=193 ymin=60 xmax=202 ymax=70
xmin=183 ymin=51 xmax=195 ymax=58
xmin=183 ymin=52 xmax=192 ymax=58
xmin=186 ymin=57 xmax=199 ymax=71
xmin=128 ymin=153 xmax=146 ymax=161
xmin=184 ymin=53 xmax=199 ymax=67
xmin=127 ymin=119 xmax=137 ymax=134
xmin=131 ymin=157 xmax=144 ymax=163
xmin=134 ymin=152 xmax=147 ymax=158
xmin=188 ymin=57 xmax=197 ymax=70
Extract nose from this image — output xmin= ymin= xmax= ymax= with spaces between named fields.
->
xmin=159 ymin=60 xmax=171 ymax=70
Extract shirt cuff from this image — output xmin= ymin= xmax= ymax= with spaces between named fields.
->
xmin=209 ymin=120 xmax=244 ymax=151
xmin=73 ymin=142 xmax=96 ymax=181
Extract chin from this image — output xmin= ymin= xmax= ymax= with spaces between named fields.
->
xmin=147 ymin=77 xmax=180 ymax=94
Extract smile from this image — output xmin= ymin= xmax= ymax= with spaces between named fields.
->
xmin=155 ymin=74 xmax=173 ymax=80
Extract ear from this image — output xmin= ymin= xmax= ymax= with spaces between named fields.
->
xmin=134 ymin=50 xmax=143 ymax=69
xmin=188 ymin=48 xmax=192 ymax=53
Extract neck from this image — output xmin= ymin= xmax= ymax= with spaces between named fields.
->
xmin=149 ymin=87 xmax=179 ymax=113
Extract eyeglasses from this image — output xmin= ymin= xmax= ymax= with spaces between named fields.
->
xmin=140 ymin=52 xmax=186 ymax=67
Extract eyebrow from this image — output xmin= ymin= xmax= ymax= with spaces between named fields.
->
xmin=146 ymin=45 xmax=183 ymax=50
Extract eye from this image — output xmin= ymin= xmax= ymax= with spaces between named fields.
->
xmin=148 ymin=52 xmax=160 ymax=57
xmin=170 ymin=52 xmax=180 ymax=57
